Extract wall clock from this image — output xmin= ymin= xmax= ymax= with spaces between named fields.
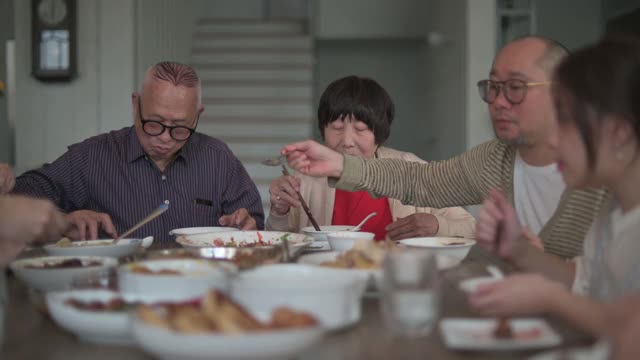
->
xmin=32 ymin=0 xmax=77 ymax=81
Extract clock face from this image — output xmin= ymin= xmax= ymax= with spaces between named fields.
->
xmin=37 ymin=0 xmax=68 ymax=26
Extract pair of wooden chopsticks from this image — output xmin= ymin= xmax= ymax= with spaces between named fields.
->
xmin=281 ymin=165 xmax=321 ymax=231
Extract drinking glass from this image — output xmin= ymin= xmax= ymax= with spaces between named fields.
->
xmin=380 ymin=248 xmax=440 ymax=338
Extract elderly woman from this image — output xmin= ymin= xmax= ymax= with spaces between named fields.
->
xmin=266 ymin=76 xmax=475 ymax=240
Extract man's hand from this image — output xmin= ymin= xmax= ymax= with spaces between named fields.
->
xmin=65 ymin=210 xmax=118 ymax=240
xmin=385 ymin=213 xmax=439 ymax=240
xmin=282 ymin=140 xmax=345 ymax=178
xmin=219 ymin=208 xmax=257 ymax=230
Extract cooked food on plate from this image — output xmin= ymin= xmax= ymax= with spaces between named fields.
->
xmin=25 ymin=258 xmax=104 ymax=269
xmin=137 ymin=290 xmax=317 ymax=334
xmin=320 ymin=240 xmax=387 ymax=269
xmin=129 ymin=265 xmax=182 ymax=275
xmin=55 ymin=238 xmax=113 ymax=247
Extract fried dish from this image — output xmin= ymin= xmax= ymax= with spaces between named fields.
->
xmin=26 ymin=258 xmax=103 ymax=269
xmin=320 ymin=240 xmax=387 ymax=269
xmin=137 ymin=290 xmax=318 ymax=333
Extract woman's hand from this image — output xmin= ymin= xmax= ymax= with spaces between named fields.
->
xmin=269 ymin=175 xmax=302 ymax=216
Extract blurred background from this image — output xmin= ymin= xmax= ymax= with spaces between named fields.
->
xmin=0 ymin=0 xmax=638 ymax=212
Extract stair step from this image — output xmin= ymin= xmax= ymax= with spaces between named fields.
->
xmin=194 ymin=66 xmax=312 ymax=81
xmin=191 ymin=52 xmax=312 ymax=65
xmin=195 ymin=21 xmax=305 ymax=35
xmin=200 ymin=116 xmax=311 ymax=126
xmin=198 ymin=122 xmax=311 ymax=138
xmin=192 ymin=36 xmax=312 ymax=49
xmin=225 ymin=142 xmax=292 ymax=159
xmin=202 ymin=103 xmax=312 ymax=118
xmin=202 ymin=97 xmax=309 ymax=105
xmin=202 ymin=85 xmax=312 ymax=98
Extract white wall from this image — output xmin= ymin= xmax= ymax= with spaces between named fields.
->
xmin=13 ymin=0 xmax=135 ymax=174
xmin=535 ymin=0 xmax=603 ymax=49
xmin=314 ymin=0 xmax=426 ymax=39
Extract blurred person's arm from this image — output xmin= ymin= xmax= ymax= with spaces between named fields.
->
xmin=0 ymin=196 xmax=67 ymax=266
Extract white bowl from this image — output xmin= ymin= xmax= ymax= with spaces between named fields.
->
xmin=398 ymin=237 xmax=476 ymax=264
xmin=301 ymin=225 xmax=354 ymax=241
xmin=46 ymin=289 xmax=141 ymax=345
xmin=43 ymin=237 xmax=152 ymax=258
xmin=118 ymin=259 xmax=234 ymax=302
xmin=458 ymin=276 xmax=501 ymax=294
xmin=232 ymin=264 xmax=366 ymax=330
xmin=131 ymin=307 xmax=324 ymax=360
xmin=9 ymin=256 xmax=118 ymax=293
xmin=176 ymin=231 xmax=311 ymax=251
xmin=297 ymin=251 xmax=382 ymax=290
xmin=326 ymin=231 xmax=375 ymax=252
xmin=170 ymin=227 xmax=237 ymax=236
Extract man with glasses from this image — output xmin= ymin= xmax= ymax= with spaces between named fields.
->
xmin=280 ymin=36 xmax=608 ymax=258
xmin=2 ymin=61 xmax=263 ymax=243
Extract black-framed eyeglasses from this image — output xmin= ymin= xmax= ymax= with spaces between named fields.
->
xmin=477 ymin=79 xmax=551 ymax=105
xmin=137 ymin=97 xmax=198 ymax=141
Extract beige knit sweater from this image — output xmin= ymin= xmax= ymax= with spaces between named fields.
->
xmin=335 ymin=140 xmax=609 ymax=258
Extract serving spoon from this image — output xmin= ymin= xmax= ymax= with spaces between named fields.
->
xmin=351 ymin=212 xmax=377 ymax=232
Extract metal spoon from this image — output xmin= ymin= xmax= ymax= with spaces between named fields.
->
xmin=351 ymin=212 xmax=377 ymax=231
xmin=261 ymin=155 xmax=285 ymax=166
xmin=114 ymin=204 xmax=169 ymax=244
xmin=486 ymin=265 xmax=504 ymax=279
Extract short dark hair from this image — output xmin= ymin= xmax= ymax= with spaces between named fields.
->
xmin=317 ymin=75 xmax=395 ymax=145
xmin=552 ymin=34 xmax=640 ymax=167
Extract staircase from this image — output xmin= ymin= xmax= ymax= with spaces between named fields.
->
xmin=190 ymin=18 xmax=314 ymax=214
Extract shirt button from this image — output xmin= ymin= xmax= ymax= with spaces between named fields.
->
xmin=164 ymin=200 xmax=170 ymax=205
xmin=161 ymin=175 xmax=167 ymax=181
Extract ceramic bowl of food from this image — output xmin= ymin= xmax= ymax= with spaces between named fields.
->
xmin=134 ymin=247 xmax=283 ymax=270
xmin=398 ymin=237 xmax=476 ymax=264
xmin=301 ymin=225 xmax=354 ymax=241
xmin=9 ymin=256 xmax=119 ymax=292
xmin=46 ymin=289 xmax=153 ymax=345
xmin=118 ymin=258 xmax=234 ymax=302
xmin=43 ymin=237 xmax=153 ymax=258
xmin=232 ymin=264 xmax=366 ymax=330
xmin=326 ymin=231 xmax=375 ymax=252
xmin=131 ymin=290 xmax=324 ymax=360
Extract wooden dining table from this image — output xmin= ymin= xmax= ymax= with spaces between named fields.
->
xmin=1 ymin=246 xmax=593 ymax=360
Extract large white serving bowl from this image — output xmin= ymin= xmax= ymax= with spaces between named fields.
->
xmin=43 ymin=237 xmax=153 ymax=258
xmin=298 ymin=251 xmax=461 ymax=291
xmin=9 ymin=256 xmax=118 ymax=293
xmin=297 ymin=251 xmax=382 ymax=290
xmin=46 ymin=289 xmax=143 ymax=345
xmin=398 ymin=237 xmax=476 ymax=264
xmin=301 ymin=225 xmax=354 ymax=241
xmin=118 ymin=259 xmax=234 ymax=302
xmin=170 ymin=227 xmax=237 ymax=237
xmin=232 ymin=264 xmax=366 ymax=330
xmin=131 ymin=307 xmax=324 ymax=360
xmin=176 ymin=231 xmax=311 ymax=251
xmin=326 ymin=231 xmax=375 ymax=252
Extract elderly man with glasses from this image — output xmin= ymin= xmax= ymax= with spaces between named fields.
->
xmin=281 ymin=36 xmax=608 ymax=258
xmin=2 ymin=62 xmax=263 ymax=243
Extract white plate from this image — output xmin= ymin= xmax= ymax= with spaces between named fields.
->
xmin=301 ymin=226 xmax=354 ymax=241
xmin=439 ymin=318 xmax=562 ymax=351
xmin=398 ymin=237 xmax=476 ymax=263
xmin=9 ymin=256 xmax=118 ymax=293
xmin=528 ymin=341 xmax=610 ymax=360
xmin=118 ymin=259 xmax=234 ymax=302
xmin=46 ymin=289 xmax=142 ymax=345
xmin=232 ymin=264 xmax=366 ymax=331
xmin=170 ymin=227 xmax=237 ymax=236
xmin=132 ymin=309 xmax=324 ymax=360
xmin=43 ymin=237 xmax=152 ymax=258
xmin=176 ymin=231 xmax=312 ymax=250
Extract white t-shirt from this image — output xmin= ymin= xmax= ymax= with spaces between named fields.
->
xmin=513 ymin=152 xmax=566 ymax=235
xmin=573 ymin=198 xmax=640 ymax=300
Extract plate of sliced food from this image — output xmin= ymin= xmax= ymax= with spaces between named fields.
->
xmin=43 ymin=237 xmax=153 ymax=258
xmin=132 ymin=290 xmax=324 ymax=360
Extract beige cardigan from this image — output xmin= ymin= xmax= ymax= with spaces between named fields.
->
xmin=336 ymin=140 xmax=609 ymax=258
xmin=266 ymin=147 xmax=476 ymax=238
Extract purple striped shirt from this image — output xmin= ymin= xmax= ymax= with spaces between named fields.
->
xmin=13 ymin=127 xmax=264 ymax=244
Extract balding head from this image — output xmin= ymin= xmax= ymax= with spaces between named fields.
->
xmin=504 ymin=36 xmax=569 ymax=76
xmin=141 ymin=61 xmax=202 ymax=105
